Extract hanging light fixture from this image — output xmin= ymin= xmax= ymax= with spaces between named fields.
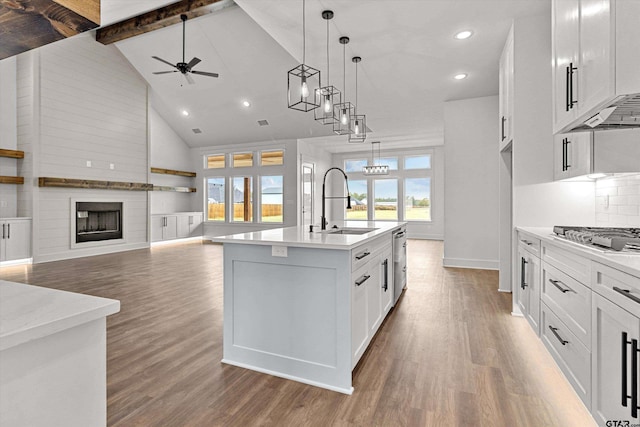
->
xmin=363 ymin=141 xmax=389 ymax=175
xmin=333 ymin=36 xmax=355 ymax=135
xmin=314 ymin=10 xmax=341 ymax=124
xmin=349 ymin=56 xmax=367 ymax=143
xmin=287 ymin=0 xmax=320 ymax=112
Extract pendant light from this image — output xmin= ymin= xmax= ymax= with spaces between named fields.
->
xmin=314 ymin=10 xmax=341 ymax=124
xmin=333 ymin=36 xmax=355 ymax=135
xmin=363 ymin=141 xmax=389 ymax=175
xmin=349 ymin=56 xmax=367 ymax=143
xmin=287 ymin=0 xmax=320 ymax=112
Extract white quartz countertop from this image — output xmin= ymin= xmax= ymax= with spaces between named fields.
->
xmin=0 ymin=280 xmax=120 ymax=352
xmin=211 ymin=221 xmax=407 ymax=250
xmin=517 ymin=226 xmax=640 ymax=278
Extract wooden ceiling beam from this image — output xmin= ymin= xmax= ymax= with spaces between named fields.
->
xmin=96 ymin=0 xmax=227 ymax=45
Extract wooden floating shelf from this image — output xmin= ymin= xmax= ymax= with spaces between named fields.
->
xmin=38 ymin=177 xmax=152 ymax=191
xmin=0 ymin=176 xmax=24 ymax=185
xmin=152 ymin=185 xmax=197 ymax=193
xmin=0 ymin=149 xmax=25 ymax=159
xmin=150 ymin=167 xmax=197 ymax=178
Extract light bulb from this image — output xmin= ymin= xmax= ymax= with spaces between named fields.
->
xmin=354 ymin=120 xmax=360 ymax=135
xmin=323 ymin=95 xmax=332 ymax=113
xmin=341 ymin=108 xmax=348 ymax=125
xmin=300 ymin=76 xmax=309 ymax=98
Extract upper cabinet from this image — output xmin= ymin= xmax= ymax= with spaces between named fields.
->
xmin=553 ymin=131 xmax=593 ymax=180
xmin=552 ymin=0 xmax=640 ymax=133
xmin=499 ymin=26 xmax=514 ymax=151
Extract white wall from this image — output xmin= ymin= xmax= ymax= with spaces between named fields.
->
xmin=595 ymin=174 xmax=640 ymax=226
xmin=17 ymin=34 xmax=150 ymax=263
xmin=297 ymin=139 xmax=333 ymax=228
xmin=0 ymin=57 xmax=18 ymax=218
xmin=149 ymin=107 xmax=196 ymax=214
xmin=443 ymin=95 xmax=500 ymax=270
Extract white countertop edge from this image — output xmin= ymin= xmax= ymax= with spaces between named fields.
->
xmin=0 ymin=281 xmax=120 ymax=352
xmin=516 ymin=226 xmax=640 ymax=278
xmin=211 ymin=222 xmax=407 ymax=250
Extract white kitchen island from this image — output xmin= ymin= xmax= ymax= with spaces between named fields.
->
xmin=212 ymin=221 xmax=406 ymax=394
xmin=0 ymin=280 xmax=120 ymax=427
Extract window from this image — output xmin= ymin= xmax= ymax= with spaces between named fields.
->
xmin=405 ymin=155 xmax=431 ymax=169
xmin=374 ymin=179 xmax=398 ymax=220
xmin=232 ymin=177 xmax=253 ymax=222
xmin=206 ymin=178 xmax=225 ymax=221
xmin=261 ymin=176 xmax=283 ymax=223
xmin=377 ymin=157 xmax=398 ymax=170
xmin=346 ymin=180 xmax=367 ymax=220
xmin=405 ymin=177 xmax=431 ymax=221
xmin=233 ymin=152 xmax=253 ymax=167
xmin=206 ymin=154 xmax=225 ymax=169
xmin=261 ymin=150 xmax=284 ymax=166
xmin=345 ymin=159 xmax=367 ymax=173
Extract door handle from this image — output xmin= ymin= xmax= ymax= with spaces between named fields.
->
xmin=355 ymin=251 xmax=371 ymax=260
xmin=614 ymin=286 xmax=640 ymax=305
xmin=1 ymin=224 xmax=4 ymax=239
xmin=565 ymin=139 xmax=571 ymax=169
xmin=355 ymin=274 xmax=370 ymax=286
xmin=562 ymin=138 xmax=568 ymax=171
xmin=549 ymin=325 xmax=568 ymax=345
xmin=382 ymin=259 xmax=388 ymax=292
xmin=501 ymin=116 xmax=506 ymax=141
xmin=565 ymin=65 xmax=570 ymax=111
xmin=6 ymin=223 xmax=9 ymax=239
xmin=569 ymin=63 xmax=577 ymax=109
xmin=632 ymin=338 xmax=638 ymax=418
xmin=623 ymin=332 xmax=629 ymax=409
xmin=520 ymin=257 xmax=528 ymax=289
xmin=549 ymin=279 xmax=573 ymax=294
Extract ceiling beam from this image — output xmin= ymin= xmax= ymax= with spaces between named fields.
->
xmin=95 ymin=0 xmax=229 ymax=45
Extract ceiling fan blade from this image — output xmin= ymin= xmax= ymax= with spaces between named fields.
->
xmin=184 ymin=73 xmax=195 ymax=85
xmin=191 ymin=70 xmax=219 ymax=78
xmin=186 ymin=57 xmax=201 ymax=69
xmin=152 ymin=56 xmax=177 ymax=68
xmin=153 ymin=70 xmax=178 ymax=75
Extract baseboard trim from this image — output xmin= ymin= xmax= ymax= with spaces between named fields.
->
xmin=498 ymin=288 xmax=512 ymax=293
xmin=34 ymin=242 xmax=149 ymax=264
xmin=442 ymin=257 xmax=499 ymax=270
xmin=150 ymin=236 xmax=204 ymax=247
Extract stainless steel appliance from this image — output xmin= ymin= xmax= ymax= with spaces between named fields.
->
xmin=393 ymin=227 xmax=407 ymax=304
xmin=553 ymin=226 xmax=640 ymax=252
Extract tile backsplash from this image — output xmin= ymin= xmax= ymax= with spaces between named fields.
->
xmin=595 ymin=174 xmax=640 ymax=227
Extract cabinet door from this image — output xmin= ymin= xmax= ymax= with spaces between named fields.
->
xmin=366 ymin=258 xmax=382 ymax=337
xmin=381 ymin=249 xmax=394 ymax=316
xmin=164 ymin=215 xmax=178 ymax=240
xmin=552 ymin=0 xmax=580 ymax=132
xmin=516 ymin=246 xmax=530 ymax=316
xmin=352 ymin=267 xmax=369 ymax=367
xmin=579 ymin=0 xmax=615 ymax=118
xmin=499 ymin=27 xmax=514 ymax=149
xmin=554 ymin=134 xmax=573 ymax=181
xmin=2 ymin=220 xmax=31 ymax=261
xmin=189 ymin=213 xmax=203 ymax=236
xmin=525 ymin=253 xmax=541 ymax=335
xmin=176 ymin=215 xmax=190 ymax=239
xmin=150 ymin=216 xmax=164 ymax=242
xmin=567 ymin=131 xmax=593 ymax=178
xmin=592 ymin=293 xmax=640 ymax=424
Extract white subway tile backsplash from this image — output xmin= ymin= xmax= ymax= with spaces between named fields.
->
xmin=595 ymin=174 xmax=640 ymax=227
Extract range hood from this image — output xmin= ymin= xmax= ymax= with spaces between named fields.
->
xmin=579 ymin=94 xmax=640 ymax=129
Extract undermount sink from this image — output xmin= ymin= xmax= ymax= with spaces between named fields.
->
xmin=328 ymin=227 xmax=378 ymax=235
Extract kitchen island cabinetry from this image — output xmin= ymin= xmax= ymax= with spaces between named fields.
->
xmin=213 ymin=221 xmax=405 ymax=394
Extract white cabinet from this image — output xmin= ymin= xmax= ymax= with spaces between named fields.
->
xmin=552 ymin=0 xmax=640 ymax=133
xmin=517 ymin=242 xmax=541 ymax=335
xmin=0 ymin=218 xmax=31 ymax=262
xmin=553 ymin=131 xmax=593 ymax=180
xmin=380 ymin=247 xmax=393 ymax=316
xmin=151 ymin=213 xmax=203 ymax=242
xmin=499 ymin=25 xmax=514 ymax=150
xmin=592 ymin=292 xmax=640 ymax=424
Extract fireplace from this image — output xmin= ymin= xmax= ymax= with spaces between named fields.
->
xmin=75 ymin=202 xmax=123 ymax=243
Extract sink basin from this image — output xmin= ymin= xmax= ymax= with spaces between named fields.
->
xmin=328 ymin=227 xmax=378 ymax=235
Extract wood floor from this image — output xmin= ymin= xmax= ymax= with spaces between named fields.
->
xmin=0 ymin=240 xmax=596 ymax=426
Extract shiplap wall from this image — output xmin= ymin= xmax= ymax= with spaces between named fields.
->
xmin=17 ymin=33 xmax=150 ymax=263
xmin=0 ymin=57 xmax=18 ymax=218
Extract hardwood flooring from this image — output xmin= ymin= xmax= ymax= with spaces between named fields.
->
xmin=0 ymin=240 xmax=596 ymax=426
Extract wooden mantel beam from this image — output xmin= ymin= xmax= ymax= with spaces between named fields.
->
xmin=96 ymin=0 xmax=228 ymax=45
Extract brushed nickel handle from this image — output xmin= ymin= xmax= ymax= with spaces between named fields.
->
xmin=549 ymin=279 xmax=573 ymax=294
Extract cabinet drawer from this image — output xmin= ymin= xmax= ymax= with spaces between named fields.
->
xmin=541 ymin=303 xmax=591 ymax=409
xmin=352 ymin=235 xmax=389 ymax=272
xmin=542 ymin=262 xmax=591 ymax=349
xmin=542 ymin=242 xmax=591 ymax=286
xmin=518 ymin=233 xmax=540 ymax=257
xmin=592 ymin=261 xmax=640 ymax=316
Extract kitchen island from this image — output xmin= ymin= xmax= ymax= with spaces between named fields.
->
xmin=212 ymin=221 xmax=406 ymax=394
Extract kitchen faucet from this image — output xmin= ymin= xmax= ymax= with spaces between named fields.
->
xmin=321 ymin=167 xmax=352 ymax=230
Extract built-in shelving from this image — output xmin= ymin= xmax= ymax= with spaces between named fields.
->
xmin=0 ymin=176 xmax=24 ymax=185
xmin=0 ymin=149 xmax=25 ymax=159
xmin=150 ymin=167 xmax=196 ymax=177
xmin=38 ymin=177 xmax=153 ymax=191
xmin=152 ymin=185 xmax=196 ymax=193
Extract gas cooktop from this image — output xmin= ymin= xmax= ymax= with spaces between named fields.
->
xmin=553 ymin=226 xmax=640 ymax=252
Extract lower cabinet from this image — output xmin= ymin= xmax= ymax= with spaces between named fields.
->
xmin=0 ymin=218 xmax=31 ymax=262
xmin=381 ymin=247 xmax=394 ymax=316
xmin=517 ymin=241 xmax=541 ymax=334
xmin=151 ymin=213 xmax=203 ymax=242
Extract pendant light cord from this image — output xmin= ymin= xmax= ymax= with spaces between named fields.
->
xmin=302 ymin=0 xmax=306 ymax=66
xmin=355 ymin=60 xmax=358 ymax=113
xmin=182 ymin=17 xmax=186 ymax=64
xmin=326 ymin=17 xmax=329 ymax=83
xmin=342 ymin=42 xmax=346 ymax=100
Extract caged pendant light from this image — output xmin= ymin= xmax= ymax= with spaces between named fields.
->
xmin=314 ymin=10 xmax=341 ymax=124
xmin=287 ymin=0 xmax=320 ymax=112
xmin=333 ymin=36 xmax=355 ymax=135
xmin=363 ymin=141 xmax=389 ymax=176
xmin=349 ymin=56 xmax=367 ymax=143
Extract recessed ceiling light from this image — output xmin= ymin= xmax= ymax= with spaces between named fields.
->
xmin=454 ymin=30 xmax=473 ymax=40
xmin=242 ymin=100 xmax=251 ymax=107
xmin=454 ymin=73 xmax=468 ymax=80
xmin=181 ymin=110 xmax=189 ymax=116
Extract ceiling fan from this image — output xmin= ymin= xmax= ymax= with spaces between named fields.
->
xmin=152 ymin=14 xmax=219 ymax=85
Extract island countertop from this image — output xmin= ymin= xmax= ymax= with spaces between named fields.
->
xmin=211 ymin=221 xmax=406 ymax=250
xmin=0 ymin=280 xmax=120 ymax=352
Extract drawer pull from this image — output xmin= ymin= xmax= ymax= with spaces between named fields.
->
xmin=632 ymin=338 xmax=639 ymax=418
xmin=522 ymin=240 xmax=533 ymax=246
xmin=549 ymin=325 xmax=568 ymax=346
xmin=549 ymin=279 xmax=573 ymax=293
xmin=355 ymin=251 xmax=371 ymax=260
xmin=355 ymin=274 xmax=370 ymax=286
xmin=613 ymin=287 xmax=640 ymax=305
